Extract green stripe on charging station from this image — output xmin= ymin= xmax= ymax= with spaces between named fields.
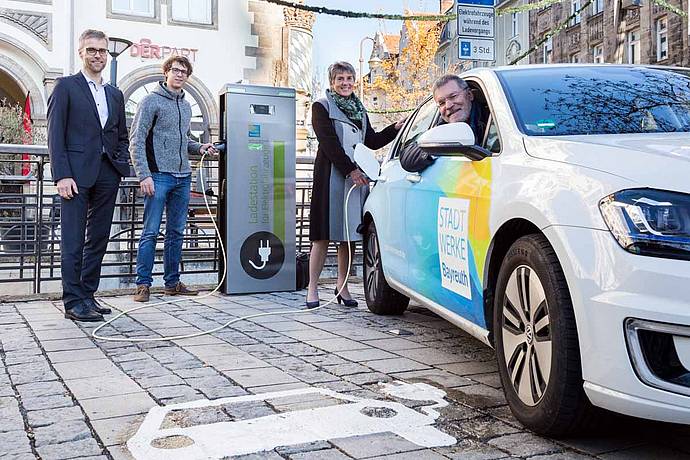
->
xmin=273 ymin=142 xmax=286 ymax=241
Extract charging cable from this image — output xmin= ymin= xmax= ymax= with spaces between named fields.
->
xmin=248 ymin=240 xmax=271 ymax=270
xmin=91 ymin=152 xmax=360 ymax=343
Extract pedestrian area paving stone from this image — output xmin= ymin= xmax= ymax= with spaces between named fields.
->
xmin=1 ymin=282 xmax=689 ymax=459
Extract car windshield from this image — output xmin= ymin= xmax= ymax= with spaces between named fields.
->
xmin=497 ymin=66 xmax=690 ymax=136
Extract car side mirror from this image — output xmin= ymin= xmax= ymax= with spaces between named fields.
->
xmin=417 ymin=122 xmax=490 ymax=161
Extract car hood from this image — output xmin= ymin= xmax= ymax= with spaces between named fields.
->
xmin=523 ymin=133 xmax=690 ymax=193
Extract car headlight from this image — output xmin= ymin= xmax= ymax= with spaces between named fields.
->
xmin=599 ymin=189 xmax=690 ymax=261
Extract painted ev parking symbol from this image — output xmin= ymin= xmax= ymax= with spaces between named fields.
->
xmin=127 ymin=382 xmax=456 ymax=459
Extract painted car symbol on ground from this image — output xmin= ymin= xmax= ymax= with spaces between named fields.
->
xmin=127 ymin=381 xmax=456 ymax=459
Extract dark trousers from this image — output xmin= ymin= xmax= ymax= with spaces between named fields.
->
xmin=60 ymin=158 xmax=121 ymax=308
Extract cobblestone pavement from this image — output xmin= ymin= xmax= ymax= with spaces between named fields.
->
xmin=1 ymin=282 xmax=689 ymax=460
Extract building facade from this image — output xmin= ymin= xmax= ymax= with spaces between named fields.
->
xmin=0 ymin=0 xmax=313 ymax=144
xmin=495 ymin=0 xmax=530 ymax=65
xmin=435 ymin=0 xmax=463 ymax=73
xmin=528 ymin=0 xmax=688 ymax=65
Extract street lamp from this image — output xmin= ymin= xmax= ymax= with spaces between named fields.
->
xmin=107 ymin=37 xmax=133 ymax=87
xmin=358 ymin=36 xmax=375 ymax=100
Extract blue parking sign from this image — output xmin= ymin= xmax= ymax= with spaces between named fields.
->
xmin=460 ymin=41 xmax=471 ymax=57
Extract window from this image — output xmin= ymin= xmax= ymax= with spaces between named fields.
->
xmin=570 ymin=0 xmax=581 ymax=26
xmin=111 ymin=0 xmax=154 ymax=17
xmin=440 ymin=22 xmax=451 ymax=44
xmin=482 ymin=115 xmax=501 ymax=154
xmin=511 ymin=13 xmax=518 ymax=37
xmin=570 ymin=53 xmax=580 ymax=63
xmin=593 ymin=44 xmax=604 ymax=63
xmin=543 ymin=37 xmax=553 ymax=64
xmin=592 ymin=0 xmax=604 ymax=15
xmin=394 ymin=97 xmax=438 ymax=157
xmin=657 ymin=17 xmax=668 ymax=61
xmin=627 ymin=29 xmax=640 ymax=64
xmin=496 ymin=66 xmax=690 ymax=136
xmin=441 ymin=54 xmax=448 ymax=73
xmin=171 ymin=0 xmax=212 ymax=24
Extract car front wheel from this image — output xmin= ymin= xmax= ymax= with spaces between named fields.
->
xmin=494 ymin=234 xmax=595 ymax=436
xmin=363 ymin=220 xmax=409 ymax=315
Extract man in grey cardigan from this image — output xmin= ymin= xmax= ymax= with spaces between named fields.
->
xmin=129 ymin=56 xmax=216 ymax=302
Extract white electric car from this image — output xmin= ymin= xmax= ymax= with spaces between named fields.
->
xmin=362 ymin=64 xmax=690 ymax=436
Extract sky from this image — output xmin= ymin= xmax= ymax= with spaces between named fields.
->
xmin=311 ymin=0 xmax=441 ymax=92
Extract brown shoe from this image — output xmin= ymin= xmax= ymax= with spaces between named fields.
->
xmin=164 ymin=282 xmax=198 ymax=296
xmin=133 ymin=285 xmax=150 ymax=302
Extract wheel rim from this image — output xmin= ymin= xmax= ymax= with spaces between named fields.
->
xmin=501 ymin=265 xmax=552 ymax=407
xmin=364 ymin=230 xmax=380 ymax=301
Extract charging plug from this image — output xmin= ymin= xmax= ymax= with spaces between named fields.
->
xmin=258 ymin=240 xmax=271 ymax=263
xmin=249 ymin=240 xmax=271 ymax=270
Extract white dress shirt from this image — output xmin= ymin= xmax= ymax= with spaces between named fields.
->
xmin=83 ymin=73 xmax=109 ymax=129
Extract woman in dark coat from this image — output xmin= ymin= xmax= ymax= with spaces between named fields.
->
xmin=306 ymin=61 xmax=405 ymax=308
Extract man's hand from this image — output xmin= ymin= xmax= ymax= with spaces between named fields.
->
xmin=348 ymin=168 xmax=369 ymax=186
xmin=140 ymin=177 xmax=155 ymax=196
xmin=57 ymin=178 xmax=78 ymax=200
xmin=395 ymin=116 xmax=408 ymax=130
xmin=200 ymin=143 xmax=218 ymax=155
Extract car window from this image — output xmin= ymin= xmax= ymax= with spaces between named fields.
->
xmin=466 ymin=80 xmax=500 ymax=155
xmin=497 ymin=66 xmax=690 ymax=136
xmin=482 ymin=114 xmax=501 ymax=154
xmin=395 ymin=98 xmax=438 ymax=157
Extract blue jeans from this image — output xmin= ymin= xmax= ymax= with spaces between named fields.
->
xmin=135 ymin=172 xmax=191 ymax=287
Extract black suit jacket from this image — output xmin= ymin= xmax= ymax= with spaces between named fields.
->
xmin=47 ymin=71 xmax=130 ymax=187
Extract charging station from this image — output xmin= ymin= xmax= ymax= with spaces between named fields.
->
xmin=218 ymin=84 xmax=296 ymax=294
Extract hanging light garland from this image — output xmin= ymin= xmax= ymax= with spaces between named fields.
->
xmin=260 ymin=0 xmax=686 ymax=21
xmin=259 ymin=0 xmax=568 ymax=19
xmin=268 ymin=0 xmax=688 ymax=111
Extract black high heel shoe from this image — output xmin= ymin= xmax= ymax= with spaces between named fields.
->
xmin=305 ymin=299 xmax=320 ymax=309
xmin=334 ymin=287 xmax=358 ymax=307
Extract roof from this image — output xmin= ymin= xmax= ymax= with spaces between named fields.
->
xmin=440 ymin=0 xmax=454 ymax=13
xmin=383 ymin=34 xmax=400 ymax=54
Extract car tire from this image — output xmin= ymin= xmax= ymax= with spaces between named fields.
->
xmin=363 ymin=221 xmax=409 ymax=315
xmin=493 ymin=234 xmax=595 ymax=437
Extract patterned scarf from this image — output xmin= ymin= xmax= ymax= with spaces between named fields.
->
xmin=329 ymin=90 xmax=365 ymax=122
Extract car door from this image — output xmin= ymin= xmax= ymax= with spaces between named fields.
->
xmin=373 ymin=97 xmax=440 ymax=285
xmin=404 ymin=83 xmax=498 ymax=329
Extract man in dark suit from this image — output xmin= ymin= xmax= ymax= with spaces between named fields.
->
xmin=47 ymin=29 xmax=130 ymax=321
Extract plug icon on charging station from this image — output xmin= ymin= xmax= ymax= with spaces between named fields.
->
xmin=240 ymin=231 xmax=285 ymax=280
xmin=248 ymin=240 xmax=271 ymax=270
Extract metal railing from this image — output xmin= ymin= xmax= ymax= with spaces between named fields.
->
xmin=0 ymin=144 xmax=343 ymax=294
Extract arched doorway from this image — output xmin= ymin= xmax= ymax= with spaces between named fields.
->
xmin=120 ymin=67 xmax=218 ymax=144
xmin=0 ymin=33 xmax=51 ymax=123
xmin=0 ymin=68 xmax=25 ymax=107
xmin=124 ymin=80 xmax=209 ymax=143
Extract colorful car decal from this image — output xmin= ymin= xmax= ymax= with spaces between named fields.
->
xmin=406 ymin=158 xmax=492 ymax=328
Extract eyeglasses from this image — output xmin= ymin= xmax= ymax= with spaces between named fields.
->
xmin=436 ymin=89 xmax=469 ymax=108
xmin=83 ymin=47 xmax=109 ymax=56
xmin=169 ymin=68 xmax=189 ymax=77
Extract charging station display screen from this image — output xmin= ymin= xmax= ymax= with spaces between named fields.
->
xmin=250 ymin=104 xmax=275 ymax=115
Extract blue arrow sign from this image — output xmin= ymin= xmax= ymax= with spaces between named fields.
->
xmin=460 ymin=41 xmax=471 ymax=57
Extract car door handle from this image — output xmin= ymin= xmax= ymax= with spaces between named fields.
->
xmin=405 ymin=174 xmax=421 ymax=183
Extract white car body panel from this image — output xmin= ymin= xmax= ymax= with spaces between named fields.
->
xmin=364 ymin=64 xmax=690 ymax=425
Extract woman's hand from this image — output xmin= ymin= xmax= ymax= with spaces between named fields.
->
xmin=348 ymin=168 xmax=369 ymax=186
xmin=395 ymin=116 xmax=409 ymax=130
